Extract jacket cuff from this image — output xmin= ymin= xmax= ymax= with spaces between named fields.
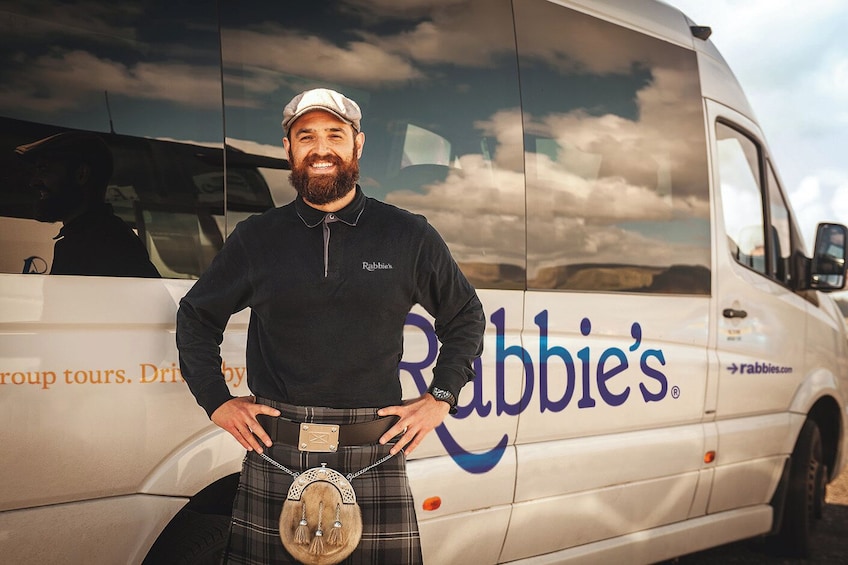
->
xmin=197 ymin=384 xmax=236 ymax=419
xmin=430 ymin=366 xmax=470 ymax=406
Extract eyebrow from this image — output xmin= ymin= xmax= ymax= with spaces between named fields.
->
xmin=294 ymin=125 xmax=348 ymax=136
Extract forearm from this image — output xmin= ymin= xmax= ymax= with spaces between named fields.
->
xmin=431 ymin=293 xmax=485 ymax=398
xmin=176 ymin=299 xmax=235 ymax=417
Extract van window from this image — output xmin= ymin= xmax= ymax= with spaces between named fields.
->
xmin=716 ymin=122 xmax=768 ymax=276
xmin=219 ymin=0 xmax=526 ymax=290
xmin=767 ymin=161 xmax=793 ymax=286
xmin=0 ymin=3 xmax=273 ymax=280
xmin=516 ymin=0 xmax=711 ymax=294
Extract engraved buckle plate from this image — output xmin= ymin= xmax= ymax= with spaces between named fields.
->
xmin=298 ymin=423 xmax=339 ymax=452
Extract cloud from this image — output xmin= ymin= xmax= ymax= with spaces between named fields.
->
xmin=221 ymin=27 xmax=423 ymax=89
xmin=0 ymin=49 xmax=221 ymax=114
xmin=385 ymin=69 xmax=711 ymax=270
xmin=0 ymin=1 xmax=141 ymax=44
xmin=357 ymin=0 xmax=514 ymax=68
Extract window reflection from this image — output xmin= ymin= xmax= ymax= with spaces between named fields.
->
xmin=516 ymin=0 xmax=711 ymax=294
xmin=220 ymin=0 xmax=526 ymax=289
xmin=1 ymin=0 xmax=716 ymax=291
xmin=0 ymin=1 xmax=233 ymax=278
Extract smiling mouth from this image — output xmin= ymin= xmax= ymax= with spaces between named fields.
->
xmin=309 ymin=162 xmax=336 ymax=173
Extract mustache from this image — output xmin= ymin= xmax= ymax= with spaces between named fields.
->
xmin=302 ymin=153 xmax=343 ymax=168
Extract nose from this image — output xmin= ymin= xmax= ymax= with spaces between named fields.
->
xmin=313 ymin=136 xmax=331 ymax=155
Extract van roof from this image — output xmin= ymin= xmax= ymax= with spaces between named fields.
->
xmin=567 ymin=0 xmax=697 ymax=49
xmin=569 ymin=0 xmax=757 ymax=122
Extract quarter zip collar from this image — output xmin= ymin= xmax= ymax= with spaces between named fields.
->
xmin=295 ymin=185 xmax=366 ymax=228
xmin=295 ymin=186 xmax=366 ymax=278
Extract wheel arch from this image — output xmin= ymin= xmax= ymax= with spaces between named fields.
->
xmin=136 ymin=425 xmax=245 ymax=562
xmin=139 ymin=425 xmax=244 ymax=496
xmin=789 ymin=368 xmax=845 ymax=482
xmin=806 ymin=395 xmax=842 ymax=482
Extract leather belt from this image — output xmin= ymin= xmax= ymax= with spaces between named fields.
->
xmin=257 ymin=414 xmax=400 ymax=452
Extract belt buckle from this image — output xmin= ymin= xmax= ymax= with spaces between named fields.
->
xmin=298 ymin=423 xmax=339 ymax=452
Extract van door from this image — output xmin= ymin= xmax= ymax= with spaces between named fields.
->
xmin=707 ymin=100 xmax=808 ymax=513
xmin=501 ymin=1 xmax=713 ymax=560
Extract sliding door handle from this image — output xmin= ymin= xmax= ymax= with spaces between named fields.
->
xmin=722 ymin=308 xmax=747 ymax=319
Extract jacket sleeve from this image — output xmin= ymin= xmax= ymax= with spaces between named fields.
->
xmin=413 ymin=222 xmax=485 ymax=401
xmin=176 ymin=225 xmax=253 ymax=418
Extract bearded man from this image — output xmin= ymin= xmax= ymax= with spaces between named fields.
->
xmin=176 ymin=88 xmax=485 ymax=564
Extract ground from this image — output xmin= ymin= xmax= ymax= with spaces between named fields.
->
xmin=673 ymin=468 xmax=848 ymax=563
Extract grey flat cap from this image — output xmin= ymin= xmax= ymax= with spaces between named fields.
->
xmin=282 ymin=88 xmax=362 ymax=133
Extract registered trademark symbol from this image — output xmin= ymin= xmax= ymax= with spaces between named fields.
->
xmin=671 ymin=386 xmax=680 ymax=399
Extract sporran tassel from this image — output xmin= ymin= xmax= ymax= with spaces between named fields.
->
xmin=294 ymin=501 xmax=310 ymax=545
xmin=309 ymin=501 xmax=325 ymax=555
xmin=327 ymin=503 xmax=344 ymax=546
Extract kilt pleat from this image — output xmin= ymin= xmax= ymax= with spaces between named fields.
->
xmin=222 ymin=399 xmax=423 ymax=564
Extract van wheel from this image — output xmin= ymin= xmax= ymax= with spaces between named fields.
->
xmin=143 ymin=510 xmax=229 ymax=565
xmin=772 ymin=419 xmax=823 ymax=557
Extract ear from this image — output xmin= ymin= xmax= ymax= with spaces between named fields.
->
xmin=354 ymin=131 xmax=365 ymax=159
xmin=74 ymin=163 xmax=92 ymax=186
xmin=282 ymin=136 xmax=291 ymax=160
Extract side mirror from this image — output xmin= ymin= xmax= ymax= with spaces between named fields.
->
xmin=810 ymin=222 xmax=847 ymax=291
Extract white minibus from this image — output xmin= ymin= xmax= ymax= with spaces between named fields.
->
xmin=1 ymin=0 xmax=847 ymax=563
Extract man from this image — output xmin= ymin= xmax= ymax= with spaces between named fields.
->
xmin=15 ymin=131 xmax=160 ymax=277
xmin=176 ymin=88 xmax=485 ymax=563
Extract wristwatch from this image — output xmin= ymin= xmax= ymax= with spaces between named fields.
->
xmin=428 ymin=386 xmax=457 ymax=413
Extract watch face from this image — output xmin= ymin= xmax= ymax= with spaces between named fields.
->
xmin=432 ymin=388 xmax=450 ymax=399
xmin=430 ymin=387 xmax=455 ymax=404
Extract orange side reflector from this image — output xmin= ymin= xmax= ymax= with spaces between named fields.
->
xmin=422 ymin=496 xmax=442 ymax=511
xmin=704 ymin=451 xmax=716 ymax=464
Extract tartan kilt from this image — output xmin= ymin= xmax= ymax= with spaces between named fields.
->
xmin=222 ymin=399 xmax=423 ymax=564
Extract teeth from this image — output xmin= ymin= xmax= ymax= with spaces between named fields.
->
xmin=312 ymin=162 xmax=333 ymax=169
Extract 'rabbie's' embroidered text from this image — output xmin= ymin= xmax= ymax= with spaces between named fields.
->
xmin=363 ymin=261 xmax=393 ymax=271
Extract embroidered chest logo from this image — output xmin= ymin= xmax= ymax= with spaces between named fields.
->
xmin=362 ymin=261 xmax=393 ymax=271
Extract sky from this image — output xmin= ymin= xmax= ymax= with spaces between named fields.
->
xmin=664 ymin=0 xmax=848 ymax=254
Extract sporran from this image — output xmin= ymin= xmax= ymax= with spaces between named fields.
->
xmin=260 ymin=452 xmax=395 ymax=564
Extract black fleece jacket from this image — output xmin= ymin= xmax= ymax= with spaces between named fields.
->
xmin=176 ymin=187 xmax=485 ymax=417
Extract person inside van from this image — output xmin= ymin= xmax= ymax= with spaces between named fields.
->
xmin=15 ymin=131 xmax=160 ymax=277
xmin=176 ymin=88 xmax=485 ymax=564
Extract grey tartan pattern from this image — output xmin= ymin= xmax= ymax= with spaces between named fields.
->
xmin=222 ymin=400 xmax=423 ymax=564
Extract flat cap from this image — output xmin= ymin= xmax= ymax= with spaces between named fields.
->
xmin=15 ymin=130 xmax=113 ymax=179
xmin=282 ymin=88 xmax=362 ymax=133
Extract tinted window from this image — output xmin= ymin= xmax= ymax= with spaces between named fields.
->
xmin=716 ymin=123 xmax=767 ymax=276
xmin=766 ymin=161 xmax=793 ymax=286
xmin=0 ymin=1 xmax=270 ymax=279
xmin=219 ymin=0 xmax=525 ymax=289
xmin=515 ymin=0 xmax=711 ymax=294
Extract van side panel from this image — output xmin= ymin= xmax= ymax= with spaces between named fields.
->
xmin=0 ymin=277 xmax=251 ymax=511
xmin=0 ymin=495 xmax=185 ymax=565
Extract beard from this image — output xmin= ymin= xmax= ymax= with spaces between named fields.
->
xmin=33 ymin=179 xmax=85 ymax=223
xmin=289 ymin=149 xmax=360 ymax=205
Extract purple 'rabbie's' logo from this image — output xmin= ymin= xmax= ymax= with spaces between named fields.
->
xmin=401 ymin=308 xmax=670 ymax=474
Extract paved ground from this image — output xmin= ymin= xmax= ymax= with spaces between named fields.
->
xmin=672 ymin=469 xmax=848 ymax=563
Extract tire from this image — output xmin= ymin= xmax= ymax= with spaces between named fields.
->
xmin=772 ymin=419 xmax=824 ymax=557
xmin=143 ymin=510 xmax=229 ymax=565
